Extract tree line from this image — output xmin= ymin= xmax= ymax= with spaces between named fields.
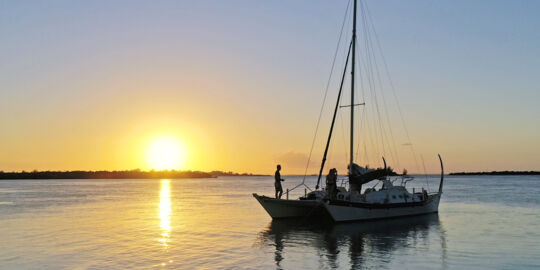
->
xmin=450 ymin=171 xmax=540 ymax=175
xmin=0 ymin=169 xmax=266 ymax=179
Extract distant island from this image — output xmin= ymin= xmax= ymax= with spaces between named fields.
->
xmin=450 ymin=171 xmax=540 ymax=176
xmin=0 ymin=169 xmax=268 ymax=180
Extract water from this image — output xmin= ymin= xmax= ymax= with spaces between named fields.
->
xmin=1 ymin=175 xmax=539 ymax=269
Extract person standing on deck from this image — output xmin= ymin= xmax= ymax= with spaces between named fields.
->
xmin=274 ymin=164 xmax=285 ymax=199
xmin=326 ymin=168 xmax=338 ymax=199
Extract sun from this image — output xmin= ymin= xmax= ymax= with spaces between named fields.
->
xmin=146 ymin=136 xmax=187 ymax=170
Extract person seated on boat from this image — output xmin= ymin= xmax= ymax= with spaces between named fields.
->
xmin=325 ymin=168 xmax=338 ymax=199
xmin=274 ymin=164 xmax=285 ymax=199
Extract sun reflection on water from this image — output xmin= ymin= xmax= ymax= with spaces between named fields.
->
xmin=159 ymin=179 xmax=172 ymax=247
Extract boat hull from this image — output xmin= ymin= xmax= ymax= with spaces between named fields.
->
xmin=252 ymin=193 xmax=323 ymax=219
xmin=323 ymin=193 xmax=441 ymax=222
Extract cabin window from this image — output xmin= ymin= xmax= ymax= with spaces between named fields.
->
xmin=392 ymin=195 xmax=396 ymax=199
xmin=398 ymin=195 xmax=403 ymax=198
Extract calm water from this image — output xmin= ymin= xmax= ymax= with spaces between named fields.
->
xmin=1 ymin=175 xmax=539 ymax=269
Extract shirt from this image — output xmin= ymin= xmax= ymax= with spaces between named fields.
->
xmin=275 ymin=170 xmax=281 ymax=183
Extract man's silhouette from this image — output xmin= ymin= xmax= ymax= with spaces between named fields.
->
xmin=274 ymin=164 xmax=285 ymax=199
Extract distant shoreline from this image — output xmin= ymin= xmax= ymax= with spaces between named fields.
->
xmin=0 ymin=170 xmax=269 ymax=180
xmin=450 ymin=171 xmax=540 ymax=176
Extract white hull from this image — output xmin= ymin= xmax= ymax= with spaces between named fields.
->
xmin=323 ymin=193 xmax=441 ymax=222
xmin=252 ymin=193 xmax=323 ymax=219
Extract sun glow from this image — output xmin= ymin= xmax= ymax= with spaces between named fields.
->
xmin=147 ymin=136 xmax=187 ymax=170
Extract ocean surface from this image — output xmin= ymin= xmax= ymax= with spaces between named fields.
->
xmin=1 ymin=175 xmax=539 ymax=269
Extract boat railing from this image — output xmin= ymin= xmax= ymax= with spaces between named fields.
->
xmin=284 ymin=176 xmax=351 ymax=200
xmin=284 ymin=181 xmax=313 ymax=200
xmin=338 ymin=177 xmax=349 ymax=189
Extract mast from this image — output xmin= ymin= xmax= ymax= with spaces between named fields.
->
xmin=315 ymin=42 xmax=353 ymax=190
xmin=315 ymin=0 xmax=359 ymax=190
xmin=350 ymin=0 xmax=357 ymax=174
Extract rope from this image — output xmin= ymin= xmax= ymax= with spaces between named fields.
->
xmin=364 ymin=2 xmax=421 ymax=173
xmin=301 ymin=0 xmax=352 ymax=184
xmin=338 ymin=108 xmax=348 ymax=166
xmin=360 ymin=1 xmax=390 ymax=168
xmin=360 ymin=0 xmax=401 ymax=171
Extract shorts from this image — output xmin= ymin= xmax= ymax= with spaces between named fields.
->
xmin=275 ymin=182 xmax=283 ymax=192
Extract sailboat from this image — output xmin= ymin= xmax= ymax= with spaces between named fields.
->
xmin=254 ymin=0 xmax=444 ymax=222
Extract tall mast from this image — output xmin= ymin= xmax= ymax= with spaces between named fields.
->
xmin=350 ymin=0 xmax=357 ymax=173
xmin=315 ymin=42 xmax=352 ymax=190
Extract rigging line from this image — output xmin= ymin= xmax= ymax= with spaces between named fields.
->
xmin=364 ymin=2 xmax=420 ymax=173
xmin=360 ymin=1 xmax=388 ymax=164
xmin=315 ymin=41 xmax=353 ymax=190
xmin=341 ymin=0 xmax=354 ymax=166
xmin=360 ymin=1 xmax=396 ymax=170
xmin=358 ymin=48 xmax=378 ymax=166
xmin=361 ymin=1 xmax=395 ymax=168
xmin=355 ymin=8 xmax=377 ymax=167
xmin=363 ymin=138 xmax=369 ymax=166
xmin=355 ymin=44 xmax=372 ymax=165
xmin=364 ymin=65 xmax=380 ymax=166
xmin=349 ymin=0 xmax=357 ymax=171
xmin=354 ymin=103 xmax=364 ymax=162
xmin=340 ymin=0 xmax=354 ymax=167
xmin=355 ymin=26 xmax=366 ymax=164
xmin=352 ymin=48 xmax=362 ymax=164
xmin=302 ymin=0 xmax=351 ymax=182
xmin=355 ymin=11 xmax=377 ymax=164
xmin=365 ymin=4 xmax=401 ymax=172
xmin=355 ymin=11 xmax=369 ymax=163
xmin=338 ymin=102 xmax=349 ymax=165
xmin=356 ymin=105 xmax=370 ymax=165
xmin=361 ymin=1 xmax=401 ymax=170
xmin=359 ymin=106 xmax=370 ymax=165
xmin=359 ymin=47 xmax=380 ymax=167
xmin=338 ymin=11 xmax=352 ymax=167
xmin=354 ymin=81 xmax=367 ymax=164
xmin=353 ymin=41 xmax=365 ymax=165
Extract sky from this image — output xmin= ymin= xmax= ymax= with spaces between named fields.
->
xmin=1 ymin=0 xmax=539 ymax=174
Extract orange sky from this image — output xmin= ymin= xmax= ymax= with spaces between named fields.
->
xmin=1 ymin=1 xmax=539 ymax=174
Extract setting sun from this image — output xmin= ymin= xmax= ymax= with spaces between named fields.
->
xmin=146 ymin=136 xmax=187 ymax=170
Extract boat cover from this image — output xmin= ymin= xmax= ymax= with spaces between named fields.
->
xmin=349 ymin=163 xmax=389 ymax=186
